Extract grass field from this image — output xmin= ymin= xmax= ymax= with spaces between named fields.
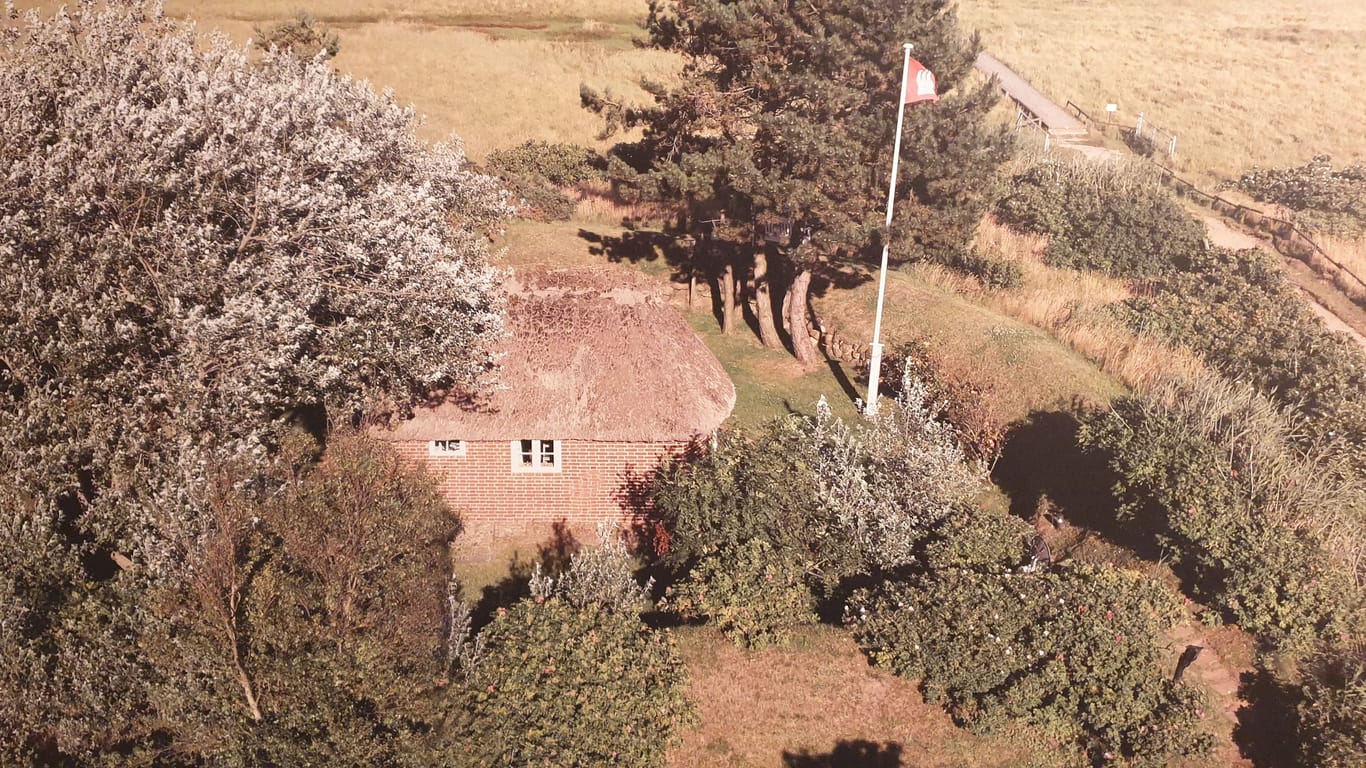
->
xmin=164 ymin=0 xmax=1366 ymax=177
xmin=959 ymin=0 xmax=1366 ymax=179
xmin=166 ymin=0 xmax=669 ymax=158
xmin=814 ymin=265 xmax=1127 ymax=424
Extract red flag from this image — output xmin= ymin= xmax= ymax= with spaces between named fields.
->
xmin=902 ymin=56 xmax=939 ymax=105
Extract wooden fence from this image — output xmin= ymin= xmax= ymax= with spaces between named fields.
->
xmin=1062 ymin=101 xmax=1366 ymax=299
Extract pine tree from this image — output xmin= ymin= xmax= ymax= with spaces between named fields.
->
xmin=585 ymin=0 xmax=1013 ymax=363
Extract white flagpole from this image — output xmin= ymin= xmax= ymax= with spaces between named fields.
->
xmin=865 ymin=43 xmax=914 ymax=417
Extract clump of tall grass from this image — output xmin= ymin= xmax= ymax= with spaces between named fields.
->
xmin=936 ymin=216 xmax=1209 ymax=395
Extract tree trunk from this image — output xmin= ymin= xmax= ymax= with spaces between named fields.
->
xmin=720 ymin=259 xmax=736 ymax=335
xmin=752 ymin=248 xmax=781 ymax=348
xmin=786 ymin=268 xmax=819 ymax=365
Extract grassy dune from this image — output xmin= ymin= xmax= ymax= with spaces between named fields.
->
xmin=959 ymin=0 xmax=1366 ymax=179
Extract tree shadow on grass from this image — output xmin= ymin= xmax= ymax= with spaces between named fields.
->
xmin=1233 ymin=667 xmax=1301 ymax=768
xmin=783 ymin=740 xmax=904 ymax=768
xmin=990 ymin=407 xmax=1159 ymax=560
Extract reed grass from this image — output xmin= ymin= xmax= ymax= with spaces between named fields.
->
xmin=1315 ymin=235 xmax=1366 ymax=302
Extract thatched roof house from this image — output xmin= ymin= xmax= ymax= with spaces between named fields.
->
xmin=381 ymin=266 xmax=735 ymax=545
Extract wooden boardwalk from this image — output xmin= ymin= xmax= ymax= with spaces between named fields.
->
xmin=974 ymin=52 xmax=1087 ymax=138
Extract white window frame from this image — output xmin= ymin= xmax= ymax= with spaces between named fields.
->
xmin=511 ymin=439 xmax=562 ymax=473
xmin=427 ymin=439 xmax=467 ymax=457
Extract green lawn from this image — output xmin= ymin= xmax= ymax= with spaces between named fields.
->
xmin=815 ymin=267 xmax=1126 ymax=424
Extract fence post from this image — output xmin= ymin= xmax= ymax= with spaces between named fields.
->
xmin=1044 ymin=129 xmax=1052 ymax=153
xmin=1168 ymin=135 xmax=1177 ymax=157
xmin=1135 ymin=112 xmax=1145 ymax=138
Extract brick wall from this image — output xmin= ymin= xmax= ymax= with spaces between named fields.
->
xmin=391 ymin=438 xmax=687 ymax=548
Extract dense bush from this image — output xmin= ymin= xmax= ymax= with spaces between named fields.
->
xmin=1078 ymin=384 xmax=1364 ymax=647
xmin=880 ymin=339 xmax=1006 ymax=466
xmin=849 ymin=564 xmax=1213 ymax=765
xmin=652 ymin=377 xmax=990 ymax=645
xmin=486 ymin=140 xmax=602 ymax=221
xmin=666 ymin=538 xmax=815 ymax=648
xmin=253 ymin=11 xmax=340 ymax=60
xmin=946 ymin=247 xmax=1025 ymax=289
xmin=1121 ymin=246 xmax=1366 ymax=463
xmin=553 ymin=520 xmax=654 ymax=614
xmin=487 ymin=140 xmax=602 ymax=187
xmin=1296 ymin=642 xmax=1366 ymax=767
xmin=457 ymin=597 xmax=693 ymax=767
xmin=994 ymin=159 xmax=1204 ymax=277
xmin=1234 ymin=154 xmax=1366 ymax=237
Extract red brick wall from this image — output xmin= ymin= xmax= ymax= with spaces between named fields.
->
xmin=391 ymin=439 xmax=687 ymax=547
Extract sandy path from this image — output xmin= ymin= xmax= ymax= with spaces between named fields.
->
xmin=1200 ymin=214 xmax=1366 ymax=349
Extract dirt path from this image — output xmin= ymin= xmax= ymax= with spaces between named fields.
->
xmin=1167 ymin=622 xmax=1256 ymax=768
xmin=1200 ymin=214 xmax=1366 ymax=349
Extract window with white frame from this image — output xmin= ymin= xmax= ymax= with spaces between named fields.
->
xmin=427 ymin=439 xmax=466 ymax=457
xmin=511 ymin=439 xmax=561 ymax=473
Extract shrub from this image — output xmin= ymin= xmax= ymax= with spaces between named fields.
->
xmin=551 ymin=520 xmax=654 ymax=614
xmin=1078 ymin=384 xmax=1364 ymax=647
xmin=922 ymin=504 xmax=1032 ymax=573
xmin=486 ymin=140 xmax=602 ymax=187
xmin=879 ymin=340 xmax=1006 ymax=467
xmin=253 ymin=12 xmax=340 ymax=60
xmin=651 ymin=377 xmax=988 ymax=645
xmin=849 ymin=564 xmax=1213 ymax=765
xmin=995 ymin=158 xmax=1205 ymax=277
xmin=1121 ymin=246 xmax=1366 ymax=464
xmin=1296 ymin=642 xmax=1366 ymax=767
xmin=503 ymin=179 xmax=579 ymax=221
xmin=485 ymin=141 xmax=602 ymax=222
xmin=666 ymin=538 xmax=815 ymax=649
xmin=1233 ymin=154 xmax=1366 ymax=237
xmin=457 ymin=597 xmax=693 ymax=767
xmin=947 ymin=247 xmax=1025 ymax=289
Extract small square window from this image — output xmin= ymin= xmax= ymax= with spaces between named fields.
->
xmin=428 ymin=439 xmax=466 ymax=457
xmin=512 ymin=439 xmax=561 ymax=473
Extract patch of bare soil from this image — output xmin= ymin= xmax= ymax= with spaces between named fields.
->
xmin=1166 ymin=621 xmax=1258 ymax=768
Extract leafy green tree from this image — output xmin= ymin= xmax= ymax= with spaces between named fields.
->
xmin=454 ymin=539 xmax=693 ymax=768
xmin=0 ymin=2 xmax=504 ymax=762
xmin=585 ymin=0 xmax=1013 ymax=361
xmin=147 ymin=430 xmax=461 ymax=766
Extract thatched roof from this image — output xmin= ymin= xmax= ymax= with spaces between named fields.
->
xmin=382 ymin=266 xmax=736 ymax=442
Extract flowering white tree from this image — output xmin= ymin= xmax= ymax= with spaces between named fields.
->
xmin=0 ymin=1 xmax=506 ymax=760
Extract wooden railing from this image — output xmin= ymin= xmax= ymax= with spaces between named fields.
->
xmin=1062 ymin=99 xmax=1366 ymax=299
xmin=1149 ymin=162 xmax=1366 ymax=297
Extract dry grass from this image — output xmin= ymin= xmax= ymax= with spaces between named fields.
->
xmin=170 ymin=0 xmax=649 ymax=23
xmin=959 ymin=0 xmax=1366 ymax=180
xmin=917 ymin=217 xmax=1210 ymax=396
xmin=668 ymin=625 xmax=1066 ymax=768
xmin=151 ymin=1 xmax=676 ymax=159
xmin=1315 ymin=234 xmax=1366 ymax=302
